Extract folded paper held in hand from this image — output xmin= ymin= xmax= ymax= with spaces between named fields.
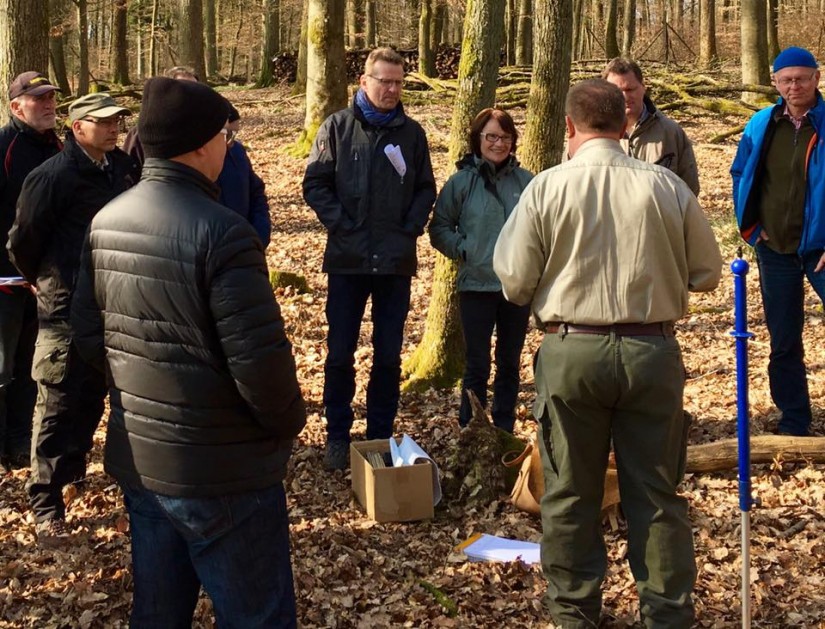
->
xmin=351 ymin=434 xmax=440 ymax=522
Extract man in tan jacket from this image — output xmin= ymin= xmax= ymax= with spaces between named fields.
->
xmin=603 ymin=57 xmax=700 ymax=195
xmin=494 ymin=79 xmax=721 ymax=628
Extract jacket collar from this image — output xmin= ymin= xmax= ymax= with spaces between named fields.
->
xmin=9 ymin=115 xmax=62 ymax=147
xmin=457 ymin=153 xmax=518 ymax=178
xmin=141 ymin=158 xmax=221 ymax=200
xmin=571 ymin=137 xmax=624 ymax=158
xmin=772 ymin=90 xmax=825 ymax=126
xmin=351 ymin=93 xmax=407 ymax=129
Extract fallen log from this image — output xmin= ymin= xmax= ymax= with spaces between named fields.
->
xmin=684 ymin=435 xmax=825 ymax=473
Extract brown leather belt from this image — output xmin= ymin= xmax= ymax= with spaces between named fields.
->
xmin=543 ymin=322 xmax=675 ymax=337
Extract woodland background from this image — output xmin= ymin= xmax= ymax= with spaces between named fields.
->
xmin=0 ymin=0 xmax=824 ymax=627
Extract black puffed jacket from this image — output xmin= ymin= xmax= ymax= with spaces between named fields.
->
xmin=0 ymin=117 xmax=62 ymax=276
xmin=303 ymin=97 xmax=436 ymax=275
xmin=71 ymin=159 xmax=306 ymax=497
xmin=8 ymin=132 xmax=139 ymax=324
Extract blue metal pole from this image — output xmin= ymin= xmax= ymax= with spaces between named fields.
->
xmin=730 ymin=255 xmax=754 ymax=629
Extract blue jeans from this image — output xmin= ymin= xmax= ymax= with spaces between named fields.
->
xmin=755 ymin=243 xmax=825 ymax=435
xmin=121 ymin=482 xmax=297 ymax=629
xmin=324 ymin=274 xmax=411 ymax=442
xmin=458 ymin=291 xmax=530 ymax=431
xmin=0 ymin=287 xmax=37 ymax=458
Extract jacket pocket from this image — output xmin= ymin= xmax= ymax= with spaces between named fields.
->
xmin=32 ymin=334 xmax=71 ymax=385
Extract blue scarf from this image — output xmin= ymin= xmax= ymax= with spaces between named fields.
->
xmin=355 ymin=89 xmax=399 ymax=127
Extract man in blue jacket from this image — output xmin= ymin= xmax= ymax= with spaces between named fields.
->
xmin=303 ymin=47 xmax=436 ymax=470
xmin=732 ymin=46 xmax=825 ymax=437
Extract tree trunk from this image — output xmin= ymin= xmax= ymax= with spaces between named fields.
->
xmin=365 ymin=0 xmax=376 ymax=46
xmin=699 ymin=0 xmax=717 ymax=68
xmin=521 ymin=0 xmax=572 ymax=174
xmin=683 ymin=436 xmax=825 ymax=473
xmin=419 ymin=0 xmax=436 ymax=76
xmin=433 ymin=0 xmax=447 ymax=47
xmin=75 ymin=0 xmax=90 ymax=95
xmin=149 ymin=0 xmax=159 ymax=76
xmin=515 ymin=0 xmax=532 ymax=65
xmin=179 ymin=0 xmax=207 ymax=81
xmin=766 ymin=0 xmax=780 ymax=62
xmin=257 ymin=0 xmax=279 ymax=86
xmin=294 ymin=0 xmax=309 ymax=94
xmin=505 ymin=0 xmax=516 ymax=64
xmin=204 ymin=0 xmax=218 ymax=78
xmin=111 ymin=0 xmax=130 ymax=84
xmin=403 ymin=0 xmax=506 ymax=392
xmin=1 ymin=0 xmax=49 ymax=112
xmin=346 ymin=0 xmax=364 ymax=47
xmin=572 ymin=0 xmax=584 ymax=60
xmin=605 ymin=0 xmax=620 ymax=58
xmin=298 ymin=0 xmax=347 ymax=153
xmin=48 ymin=0 xmax=72 ymax=95
xmin=740 ymin=0 xmax=770 ymax=103
xmin=621 ymin=0 xmax=636 ymax=56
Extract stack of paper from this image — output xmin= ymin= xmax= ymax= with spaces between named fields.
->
xmin=456 ymin=533 xmax=541 ymax=565
xmin=389 ymin=434 xmax=442 ymax=506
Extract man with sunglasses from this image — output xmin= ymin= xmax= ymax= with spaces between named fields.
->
xmin=303 ymin=47 xmax=436 ymax=470
xmin=732 ymin=47 xmax=825 ymax=437
xmin=8 ymin=92 xmax=139 ymax=545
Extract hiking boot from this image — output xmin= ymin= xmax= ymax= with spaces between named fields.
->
xmin=35 ymin=518 xmax=71 ymax=549
xmin=323 ymin=440 xmax=350 ymax=471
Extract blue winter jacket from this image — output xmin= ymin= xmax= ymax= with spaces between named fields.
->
xmin=731 ymin=92 xmax=825 ymax=253
xmin=217 ymin=141 xmax=271 ymax=246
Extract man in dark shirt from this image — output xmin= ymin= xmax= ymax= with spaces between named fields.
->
xmin=0 ymin=72 xmax=62 ymax=473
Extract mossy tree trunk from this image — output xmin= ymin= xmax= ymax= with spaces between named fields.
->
xmin=293 ymin=1 xmax=309 ymax=94
xmin=520 ymin=0 xmax=572 ymax=174
xmin=515 ymin=0 xmax=532 ymax=66
xmin=402 ymin=0 xmax=505 ymax=393
xmin=365 ymin=0 xmax=377 ymax=46
xmin=505 ymin=0 xmax=517 ymax=64
xmin=257 ymin=0 xmax=279 ymax=87
xmin=419 ymin=0 xmax=436 ymax=77
xmin=0 ymin=0 xmax=49 ymax=113
xmin=297 ymin=0 xmax=347 ymax=155
xmin=698 ymin=0 xmax=716 ymax=69
xmin=740 ymin=0 xmax=769 ymax=104
xmin=621 ymin=0 xmax=636 ymax=56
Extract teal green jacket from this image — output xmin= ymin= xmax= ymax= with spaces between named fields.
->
xmin=429 ymin=154 xmax=533 ymax=292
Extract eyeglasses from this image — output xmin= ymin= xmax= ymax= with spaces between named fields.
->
xmin=775 ymin=73 xmax=817 ymax=88
xmin=83 ymin=116 xmax=122 ymax=127
xmin=220 ymin=128 xmax=235 ymax=144
xmin=480 ymin=133 xmax=513 ymax=145
xmin=368 ymin=75 xmax=404 ymax=88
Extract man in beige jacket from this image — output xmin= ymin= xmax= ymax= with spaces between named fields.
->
xmin=494 ymin=79 xmax=722 ymax=629
xmin=603 ymin=57 xmax=700 ymax=195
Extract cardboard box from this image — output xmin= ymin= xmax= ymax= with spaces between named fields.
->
xmin=351 ymin=439 xmax=434 ymax=522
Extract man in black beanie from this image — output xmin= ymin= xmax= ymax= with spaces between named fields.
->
xmin=71 ymin=77 xmax=306 ymax=628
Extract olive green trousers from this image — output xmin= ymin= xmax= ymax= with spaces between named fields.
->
xmin=534 ymin=330 xmax=696 ymax=629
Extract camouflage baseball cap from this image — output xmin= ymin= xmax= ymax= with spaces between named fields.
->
xmin=68 ymin=93 xmax=131 ymax=123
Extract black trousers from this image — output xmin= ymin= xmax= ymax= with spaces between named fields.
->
xmin=28 ymin=327 xmax=106 ymax=522
xmin=458 ymin=290 xmax=530 ymax=432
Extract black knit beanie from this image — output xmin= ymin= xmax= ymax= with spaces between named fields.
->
xmin=139 ymin=77 xmax=229 ymax=159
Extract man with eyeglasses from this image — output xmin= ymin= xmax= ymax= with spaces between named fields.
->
xmin=303 ymin=46 xmax=436 ymax=470
xmin=0 ymin=72 xmax=63 ymax=475
xmin=732 ymin=47 xmax=825 ymax=437
xmin=603 ymin=58 xmax=700 ymax=195
xmin=8 ymin=92 xmax=139 ymax=545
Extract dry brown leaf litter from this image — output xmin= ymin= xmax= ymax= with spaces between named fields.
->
xmin=1 ymin=81 xmax=823 ymax=628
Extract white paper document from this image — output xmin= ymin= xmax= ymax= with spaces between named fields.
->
xmin=0 ymin=276 xmax=27 ymax=286
xmin=383 ymin=144 xmax=407 ymax=178
xmin=389 ymin=433 xmax=442 ymax=506
xmin=457 ymin=533 xmax=541 ymax=565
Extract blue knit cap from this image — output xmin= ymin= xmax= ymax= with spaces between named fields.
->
xmin=773 ymin=47 xmax=818 ymax=73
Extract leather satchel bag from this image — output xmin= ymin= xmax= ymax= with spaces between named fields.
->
xmin=503 ymin=438 xmax=621 ymax=515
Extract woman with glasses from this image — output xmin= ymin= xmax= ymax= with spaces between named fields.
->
xmin=429 ymin=108 xmax=533 ymax=433
xmin=217 ymin=104 xmax=272 ymax=247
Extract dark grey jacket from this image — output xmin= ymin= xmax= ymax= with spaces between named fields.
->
xmin=302 ymin=97 xmax=436 ymax=275
xmin=71 ymin=159 xmax=306 ymax=497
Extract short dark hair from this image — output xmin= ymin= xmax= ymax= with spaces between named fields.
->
xmin=364 ymin=47 xmax=405 ymax=75
xmin=565 ymin=79 xmax=626 ymax=134
xmin=469 ymin=108 xmax=518 ymax=157
xmin=602 ymin=57 xmax=644 ymax=84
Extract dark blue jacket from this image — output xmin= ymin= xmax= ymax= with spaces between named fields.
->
xmin=217 ymin=141 xmax=271 ymax=247
xmin=731 ymin=92 xmax=825 ymax=252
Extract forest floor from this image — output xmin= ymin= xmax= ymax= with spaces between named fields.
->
xmin=1 ymin=71 xmax=824 ymax=628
